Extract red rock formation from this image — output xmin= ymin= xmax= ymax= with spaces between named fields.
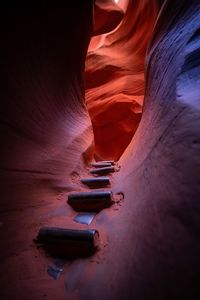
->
xmin=1 ymin=1 xmax=200 ymax=300
xmin=93 ymin=0 xmax=124 ymax=35
xmin=0 ymin=2 xmax=94 ymax=299
xmin=0 ymin=1 xmax=94 ymax=211
xmin=86 ymin=0 xmax=159 ymax=160
xmin=77 ymin=1 xmax=200 ymax=299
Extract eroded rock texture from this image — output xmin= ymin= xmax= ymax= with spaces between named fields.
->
xmin=76 ymin=1 xmax=200 ymax=299
xmin=0 ymin=2 xmax=94 ymax=299
xmin=0 ymin=1 xmax=200 ymax=300
xmin=85 ymin=0 xmax=159 ymax=160
xmin=0 ymin=1 xmax=94 ymax=211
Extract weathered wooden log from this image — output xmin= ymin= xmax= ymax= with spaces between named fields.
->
xmin=36 ymin=227 xmax=99 ymax=257
xmin=91 ymin=162 xmax=113 ymax=168
xmin=67 ymin=190 xmax=113 ymax=211
xmin=90 ymin=166 xmax=115 ymax=175
xmin=81 ymin=177 xmax=110 ymax=188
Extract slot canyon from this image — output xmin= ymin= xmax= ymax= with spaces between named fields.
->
xmin=0 ymin=1 xmax=200 ymax=299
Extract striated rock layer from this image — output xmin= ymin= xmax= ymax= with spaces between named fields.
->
xmin=0 ymin=1 xmax=200 ymax=300
xmin=0 ymin=2 xmax=94 ymax=299
xmin=86 ymin=0 xmax=159 ymax=160
xmin=0 ymin=1 xmax=94 ymax=211
xmin=76 ymin=1 xmax=200 ymax=299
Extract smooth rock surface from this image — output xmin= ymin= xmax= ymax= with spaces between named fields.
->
xmin=0 ymin=1 xmax=200 ymax=300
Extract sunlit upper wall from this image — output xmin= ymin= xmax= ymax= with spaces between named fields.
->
xmin=89 ymin=0 xmax=128 ymax=52
xmin=114 ymin=0 xmax=129 ymax=11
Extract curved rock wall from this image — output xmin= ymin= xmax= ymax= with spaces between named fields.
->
xmin=0 ymin=3 xmax=94 ymax=299
xmin=1 ymin=1 xmax=200 ymax=300
xmin=85 ymin=0 xmax=159 ymax=160
xmin=76 ymin=1 xmax=200 ymax=299
xmin=0 ymin=1 xmax=94 ymax=212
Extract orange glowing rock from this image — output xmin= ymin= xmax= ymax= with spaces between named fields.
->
xmin=86 ymin=0 xmax=159 ymax=160
xmin=93 ymin=0 xmax=124 ymax=36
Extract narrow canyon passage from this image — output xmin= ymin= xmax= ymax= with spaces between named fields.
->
xmin=85 ymin=0 xmax=158 ymax=160
xmin=0 ymin=1 xmax=200 ymax=300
